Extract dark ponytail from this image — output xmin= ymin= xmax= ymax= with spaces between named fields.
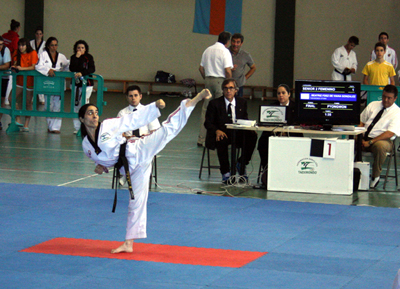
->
xmin=10 ymin=19 xmax=20 ymax=31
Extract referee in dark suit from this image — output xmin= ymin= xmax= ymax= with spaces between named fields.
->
xmin=204 ymin=79 xmax=257 ymax=183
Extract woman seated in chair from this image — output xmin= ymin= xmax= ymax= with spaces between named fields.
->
xmin=257 ymin=84 xmax=302 ymax=171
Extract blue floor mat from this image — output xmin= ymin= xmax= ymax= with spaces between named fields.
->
xmin=0 ymin=182 xmax=398 ymax=289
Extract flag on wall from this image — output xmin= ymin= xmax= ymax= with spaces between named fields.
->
xmin=193 ymin=0 xmax=243 ymax=35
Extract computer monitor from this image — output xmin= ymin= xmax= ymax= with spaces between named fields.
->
xmin=295 ymin=80 xmax=361 ymax=130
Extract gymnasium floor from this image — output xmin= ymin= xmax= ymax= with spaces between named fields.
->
xmin=1 ymin=91 xmax=400 ymax=288
xmin=1 ymin=91 xmax=399 ymax=207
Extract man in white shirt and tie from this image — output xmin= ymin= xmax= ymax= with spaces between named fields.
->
xmin=360 ymin=85 xmax=400 ymax=188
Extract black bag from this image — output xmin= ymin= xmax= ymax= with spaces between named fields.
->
xmin=353 ymin=168 xmax=361 ymax=192
xmin=155 ymin=70 xmax=176 ymax=83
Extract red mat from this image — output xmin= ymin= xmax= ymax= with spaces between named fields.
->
xmin=20 ymin=237 xmax=267 ymax=268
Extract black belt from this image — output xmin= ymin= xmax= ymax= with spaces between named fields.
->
xmin=111 ymin=142 xmax=134 ymax=213
xmin=335 ymin=69 xmax=351 ymax=81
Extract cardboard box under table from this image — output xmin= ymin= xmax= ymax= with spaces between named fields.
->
xmin=268 ymin=137 xmax=354 ymax=195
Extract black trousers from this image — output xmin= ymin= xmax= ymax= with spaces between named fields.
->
xmin=215 ymin=130 xmax=257 ymax=174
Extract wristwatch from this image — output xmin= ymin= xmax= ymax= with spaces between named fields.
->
xmin=369 ymin=140 xmax=373 ymax=145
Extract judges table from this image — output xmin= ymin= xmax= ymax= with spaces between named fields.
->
xmin=226 ymin=124 xmax=366 ymax=194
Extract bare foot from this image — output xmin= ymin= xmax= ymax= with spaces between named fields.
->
xmin=111 ymin=239 xmax=134 ymax=254
xmin=156 ymin=99 xmax=166 ymax=109
xmin=186 ymin=89 xmax=212 ymax=107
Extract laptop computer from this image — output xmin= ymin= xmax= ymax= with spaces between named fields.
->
xmin=258 ymin=105 xmax=287 ymax=126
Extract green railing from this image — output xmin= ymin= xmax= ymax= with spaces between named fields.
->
xmin=0 ymin=70 xmax=107 ymax=134
xmin=361 ymin=84 xmax=400 ymax=106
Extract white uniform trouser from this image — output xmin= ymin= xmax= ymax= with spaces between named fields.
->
xmin=73 ymin=86 xmax=93 ymax=131
xmin=38 ymin=94 xmax=45 ymax=103
xmin=124 ymin=99 xmax=194 ymax=240
xmin=5 ymin=75 xmax=12 ymax=105
xmin=46 ymin=95 xmax=62 ymax=131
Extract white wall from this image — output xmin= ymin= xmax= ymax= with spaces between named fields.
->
xmin=7 ymin=1 xmax=399 ymax=89
xmin=43 ymin=0 xmax=275 ymax=86
xmin=294 ymin=0 xmax=400 ymax=85
xmin=0 ymin=2 xmax=25 ymax=38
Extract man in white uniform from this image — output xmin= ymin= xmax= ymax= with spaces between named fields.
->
xmin=197 ymin=31 xmax=233 ymax=146
xmin=331 ymin=36 xmax=359 ymax=81
xmin=370 ymin=32 xmax=398 ymax=70
xmin=35 ymin=37 xmax=69 ymax=133
xmin=360 ymin=85 xmax=400 ymax=188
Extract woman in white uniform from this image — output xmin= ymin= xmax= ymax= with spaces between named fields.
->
xmin=35 ymin=36 xmax=69 ymax=133
xmin=30 ymin=27 xmax=46 ymax=104
xmin=79 ymin=89 xmax=211 ymax=253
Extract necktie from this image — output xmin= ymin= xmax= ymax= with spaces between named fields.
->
xmin=132 ymin=108 xmax=140 ymax=137
xmin=364 ymin=107 xmax=385 ymax=140
xmin=227 ymin=103 xmax=232 ymax=123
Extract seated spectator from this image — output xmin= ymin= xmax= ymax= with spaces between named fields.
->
xmin=117 ymin=85 xmax=161 ymax=185
xmin=363 ymin=42 xmax=396 ymax=86
xmin=117 ymin=85 xmax=161 ymax=138
xmin=360 ymin=85 xmax=400 ymax=188
xmin=257 ymin=84 xmax=301 ymax=170
xmin=204 ymin=78 xmax=257 ymax=183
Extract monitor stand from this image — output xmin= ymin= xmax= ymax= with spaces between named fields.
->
xmin=323 ymin=124 xmax=333 ymax=131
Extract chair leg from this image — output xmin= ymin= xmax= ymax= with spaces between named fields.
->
xmin=394 ymin=149 xmax=398 ymax=188
xmin=207 ymin=148 xmax=211 ymax=176
xmin=153 ymin=156 xmax=158 ymax=187
xmin=383 ymin=153 xmax=392 ymax=190
xmin=149 ymin=168 xmax=153 ymax=190
xmin=199 ymin=146 xmax=206 ymax=178
xmin=257 ymin=163 xmax=263 ymax=184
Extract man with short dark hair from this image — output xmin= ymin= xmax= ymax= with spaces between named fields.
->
xmin=197 ymin=31 xmax=233 ymax=146
xmin=117 ymin=85 xmax=161 ymax=138
xmin=331 ymin=36 xmax=359 ymax=81
xmin=360 ymin=84 xmax=400 ymax=188
xmin=204 ymin=79 xmax=257 ymax=183
xmin=229 ymin=33 xmax=256 ymax=97
xmin=370 ymin=32 xmax=397 ymax=70
xmin=362 ymin=42 xmax=396 ymax=86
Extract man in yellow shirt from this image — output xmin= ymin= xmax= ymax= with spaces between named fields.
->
xmin=362 ymin=42 xmax=396 ymax=86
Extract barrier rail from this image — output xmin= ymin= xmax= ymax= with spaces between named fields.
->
xmin=361 ymin=84 xmax=400 ymax=106
xmin=0 ymin=71 xmax=107 ymax=134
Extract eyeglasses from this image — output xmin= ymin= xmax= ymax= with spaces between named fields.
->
xmin=223 ymin=87 xmax=236 ymax=91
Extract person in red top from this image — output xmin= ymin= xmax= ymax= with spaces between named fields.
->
xmin=2 ymin=19 xmax=21 ymax=106
xmin=2 ymin=19 xmax=20 ymax=55
xmin=10 ymin=38 xmax=38 ymax=131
